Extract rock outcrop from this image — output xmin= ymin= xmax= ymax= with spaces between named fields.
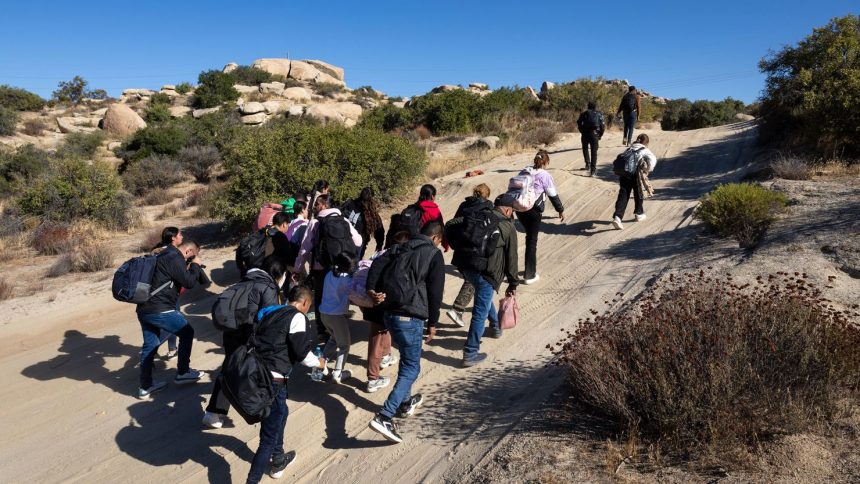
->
xmin=251 ymin=58 xmax=345 ymax=86
xmin=304 ymin=102 xmax=363 ymax=127
xmin=101 ymin=104 xmax=146 ymax=138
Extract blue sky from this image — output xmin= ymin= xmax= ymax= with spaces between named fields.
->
xmin=0 ymin=1 xmax=853 ymax=103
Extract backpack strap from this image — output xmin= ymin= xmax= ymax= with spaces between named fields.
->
xmin=150 ymin=281 xmax=173 ymax=297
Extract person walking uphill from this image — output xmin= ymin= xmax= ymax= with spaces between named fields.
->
xmin=342 ymin=187 xmax=385 ymax=259
xmin=385 ymin=184 xmax=449 ymax=251
xmin=512 ymin=150 xmax=564 ymax=285
xmin=617 ymin=85 xmax=641 ymax=146
xmin=245 ymin=286 xmax=326 ymax=484
xmin=313 ymin=253 xmax=356 ymax=384
xmin=448 ymin=194 xmax=519 ymax=367
xmin=446 ymin=183 xmax=493 ymax=327
xmin=612 ymin=133 xmax=658 ymax=230
xmin=136 ymin=233 xmax=207 ymax=398
xmin=577 ymin=101 xmax=606 ymax=176
xmin=366 ymin=222 xmax=445 ymax=443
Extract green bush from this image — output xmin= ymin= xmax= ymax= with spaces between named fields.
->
xmin=0 ymin=106 xmax=18 ymax=136
xmin=408 ymin=89 xmax=484 ymax=135
xmin=353 ymin=86 xmax=382 ymax=99
xmin=356 ymin=104 xmax=408 ymax=132
xmin=57 ymin=131 xmax=105 ymax=159
xmin=314 ymin=82 xmax=345 ymax=98
xmin=215 ymin=121 xmax=426 ymax=226
xmin=122 ymin=155 xmax=185 ymax=195
xmin=177 ymin=145 xmax=220 ymax=182
xmin=122 ymin=123 xmax=189 ymax=162
xmin=175 ymin=82 xmax=193 ymax=95
xmin=52 ymin=76 xmax=106 ymax=105
xmin=173 ymin=110 xmax=241 ymax=150
xmin=694 ymin=183 xmax=788 ymax=248
xmin=0 ymin=85 xmax=46 ymax=111
xmin=149 ymin=92 xmax=172 ymax=105
xmin=661 ymin=98 xmax=746 ymax=130
xmin=759 ymin=15 xmax=860 ymax=156
xmin=144 ymin=102 xmax=172 ymax=123
xmin=481 ymin=86 xmax=540 ymax=117
xmin=227 ymin=66 xmax=273 ymax=86
xmin=0 ymin=144 xmax=51 ymax=195
xmin=18 ymin=158 xmax=131 ymax=227
xmin=543 ymin=78 xmax=664 ymax=124
xmin=192 ymin=70 xmax=240 ymax=109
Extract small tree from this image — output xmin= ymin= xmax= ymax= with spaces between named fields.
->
xmin=192 ymin=70 xmax=240 ymax=109
xmin=52 ymin=76 xmax=108 ymax=105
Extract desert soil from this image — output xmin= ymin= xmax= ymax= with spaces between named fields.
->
xmin=0 ymin=121 xmax=780 ymax=483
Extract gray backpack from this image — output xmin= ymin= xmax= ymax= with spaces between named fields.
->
xmin=612 ymin=147 xmax=645 ymax=178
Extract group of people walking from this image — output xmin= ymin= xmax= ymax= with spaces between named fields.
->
xmin=129 ymin=94 xmax=659 ymax=482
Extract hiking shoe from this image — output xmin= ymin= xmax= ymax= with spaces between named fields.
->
xmin=331 ymin=369 xmax=351 ymax=384
xmin=174 ymin=369 xmax=203 ymax=384
xmin=486 ymin=327 xmax=503 ymax=339
xmin=446 ymin=309 xmax=465 ymax=327
xmin=310 ymin=366 xmax=327 ymax=382
xmin=612 ymin=216 xmax=624 ymax=230
xmin=137 ymin=381 xmax=167 ymax=399
xmin=367 ymin=376 xmax=391 ymax=393
xmin=380 ymin=354 xmax=398 ymax=369
xmin=369 ymin=414 xmax=402 ymax=443
xmin=269 ymin=450 xmax=297 ymax=479
xmin=463 ymin=353 xmax=488 ymax=368
xmin=523 ymin=274 xmax=540 ymax=285
xmin=201 ymin=411 xmax=224 ymax=429
xmin=635 ymin=213 xmax=647 ymax=222
xmin=162 ymin=348 xmax=178 ymax=360
xmin=396 ymin=394 xmax=424 ymax=418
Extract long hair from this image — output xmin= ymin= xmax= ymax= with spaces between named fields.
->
xmin=153 ymin=226 xmax=179 ymax=251
xmin=418 ymin=184 xmax=436 ymax=202
xmin=533 ymin=149 xmax=550 ymax=169
xmin=359 ymin=187 xmax=382 ymax=236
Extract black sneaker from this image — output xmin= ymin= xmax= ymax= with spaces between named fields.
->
xmin=486 ymin=327 xmax=503 ymax=339
xmin=395 ymin=394 xmax=424 ymax=418
xmin=463 ymin=352 xmax=488 ymax=367
xmin=369 ymin=414 xmax=402 ymax=443
xmin=268 ymin=450 xmax=297 ymax=479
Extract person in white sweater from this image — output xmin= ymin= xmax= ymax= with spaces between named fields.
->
xmin=612 ymin=133 xmax=658 ymax=230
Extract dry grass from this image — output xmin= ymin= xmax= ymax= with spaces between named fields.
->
xmin=142 ymin=188 xmax=175 ymax=206
xmin=71 ymin=241 xmax=114 ymax=273
xmin=0 ymin=234 xmax=30 ymax=263
xmin=135 ymin=228 xmax=163 ymax=253
xmin=515 ymin=122 xmax=561 ymax=147
xmin=22 ymin=119 xmax=47 ymax=136
xmin=771 ymin=156 xmax=812 ymax=180
xmin=0 ymin=277 xmax=13 ymax=300
xmin=30 ymin=224 xmax=74 ymax=255
xmin=47 ymin=254 xmax=72 ymax=278
xmin=814 ymin=160 xmax=860 ymax=178
xmin=413 ymin=125 xmax=432 ymax=140
xmin=181 ymin=186 xmax=208 ymax=209
xmin=156 ymin=203 xmax=181 ymax=220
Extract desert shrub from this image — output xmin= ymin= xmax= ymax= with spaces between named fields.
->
xmin=0 ymin=144 xmax=51 ymax=195
xmin=313 ymin=82 xmax=345 ymax=99
xmin=661 ymin=97 xmax=746 ymax=130
xmin=177 ymin=145 xmax=220 ymax=183
xmin=408 ymin=89 xmax=484 ymax=135
xmin=0 ymin=106 xmax=18 ymax=136
xmin=136 ymin=228 xmax=163 ymax=253
xmin=554 ymin=272 xmax=860 ymax=465
xmin=515 ymin=120 xmax=561 ymax=147
xmin=0 ymin=85 xmax=46 ymax=111
xmin=174 ymin=109 xmax=241 ymax=150
xmin=352 ymin=86 xmax=382 ymax=100
xmin=356 ymin=104 xmax=408 ymax=132
xmin=759 ymin=15 xmax=860 ymax=156
xmin=121 ymin=123 xmax=189 ymax=162
xmin=21 ymin=119 xmax=46 ymax=136
xmin=0 ymin=277 xmax=12 ymax=300
xmin=144 ymin=102 xmax=171 ymax=123
xmin=481 ymin=86 xmax=540 ymax=117
xmin=192 ymin=70 xmax=240 ymax=109
xmin=47 ymin=254 xmax=72 ymax=278
xmin=52 ymin=76 xmax=105 ymax=105
xmin=180 ymin=186 xmax=208 ymax=208
xmin=30 ymin=223 xmax=74 ymax=255
xmin=157 ymin=202 xmax=181 ymax=220
xmin=543 ymin=78 xmax=664 ymax=124
xmin=149 ymin=92 xmax=172 ymax=106
xmin=412 ymin=125 xmax=432 ymax=140
xmin=122 ymin=155 xmax=185 ymax=195
xmin=142 ymin=188 xmax=173 ymax=205
xmin=71 ymin=241 xmax=114 ymax=272
xmin=227 ymin=66 xmax=273 ymax=86
xmin=771 ymin=156 xmax=813 ymax=180
xmin=694 ymin=183 xmax=788 ymax=247
xmin=56 ymin=131 xmax=105 ymax=159
xmin=215 ymin=121 xmax=425 ymax=226
xmin=175 ymin=82 xmax=193 ymax=95
xmin=17 ymin=158 xmax=131 ymax=227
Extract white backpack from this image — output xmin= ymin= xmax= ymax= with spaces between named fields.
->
xmin=506 ymin=169 xmax=537 ymax=212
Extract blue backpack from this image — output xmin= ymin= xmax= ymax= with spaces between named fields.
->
xmin=111 ymin=254 xmax=173 ymax=304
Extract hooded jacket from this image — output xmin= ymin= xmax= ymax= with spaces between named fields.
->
xmin=454 ymin=196 xmax=493 ymax=218
xmin=253 ymin=305 xmax=319 ymax=377
xmin=418 ymin=200 xmax=450 ymax=251
xmin=483 ymin=209 xmax=519 ymax=291
xmin=242 ymin=268 xmax=282 ymax=325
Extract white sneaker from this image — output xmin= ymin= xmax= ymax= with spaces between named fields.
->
xmin=635 ymin=213 xmax=646 ymax=222
xmin=523 ymin=274 xmax=540 ymax=285
xmin=137 ymin=381 xmax=167 ymax=399
xmin=174 ymin=369 xmax=203 ymax=384
xmin=380 ymin=354 xmax=398 ymax=369
xmin=446 ymin=309 xmax=465 ymax=327
xmin=201 ymin=411 xmax=223 ymax=429
xmin=612 ymin=216 xmax=624 ymax=230
xmin=331 ymin=369 xmax=351 ymax=384
xmin=367 ymin=376 xmax=391 ymax=393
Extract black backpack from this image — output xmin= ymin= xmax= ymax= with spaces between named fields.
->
xmin=372 ymin=243 xmax=430 ymax=310
xmin=315 ymin=213 xmax=357 ymax=270
xmin=621 ymin=93 xmax=637 ymax=113
xmin=398 ymin=204 xmax=425 ymax=237
xmin=613 ymin=147 xmax=645 ymax=178
xmin=579 ymin=110 xmax=601 ymax=132
xmin=446 ymin=208 xmax=500 ymax=272
xmin=211 ymin=280 xmax=257 ymax=332
xmin=236 ymin=229 xmax=271 ymax=273
xmin=111 ymin=253 xmax=172 ymax=304
xmin=218 ymin=343 xmax=275 ymax=425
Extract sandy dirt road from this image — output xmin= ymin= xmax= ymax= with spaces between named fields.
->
xmin=0 ymin=122 xmax=757 ymax=483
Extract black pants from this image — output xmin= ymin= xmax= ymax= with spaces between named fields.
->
xmin=581 ymin=133 xmax=599 ymax=174
xmin=613 ymin=176 xmax=644 ymax=219
xmin=515 ymin=207 xmax=542 ymax=279
xmin=310 ymin=268 xmax=330 ymax=341
xmin=206 ymin=326 xmax=252 ymax=415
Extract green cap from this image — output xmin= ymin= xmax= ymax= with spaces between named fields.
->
xmin=281 ymin=198 xmax=296 ymax=214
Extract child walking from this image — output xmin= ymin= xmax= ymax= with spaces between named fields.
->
xmin=313 ymin=253 xmax=354 ymax=383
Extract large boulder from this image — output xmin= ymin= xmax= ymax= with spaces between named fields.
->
xmin=251 ymin=58 xmax=345 ymax=86
xmin=241 ymin=113 xmax=267 ymax=125
xmin=524 ymin=86 xmax=540 ymax=101
xmin=304 ymin=102 xmax=363 ymax=127
xmin=431 ymin=84 xmax=462 ymax=94
xmin=282 ymin=87 xmax=312 ymax=102
xmin=287 ymin=104 xmax=306 ymax=117
xmin=469 ymin=82 xmax=489 ymax=90
xmin=233 ymin=84 xmax=259 ymax=94
xmin=169 ymin=106 xmax=192 ymax=118
xmin=260 ymin=81 xmax=286 ymax=95
xmin=57 ymin=117 xmax=98 ymax=134
xmin=101 ymin=104 xmax=146 ymax=138
xmin=223 ymin=62 xmax=239 ymax=74
xmin=192 ymin=107 xmax=221 ymax=118
xmin=539 ymin=81 xmax=556 ymax=100
xmin=251 ymin=58 xmax=292 ymax=77
xmin=288 ymin=60 xmax=343 ymax=85
xmin=241 ymin=102 xmax=266 ymax=115
xmin=304 ymin=60 xmax=345 ymax=82
xmin=262 ymin=100 xmax=293 ymax=115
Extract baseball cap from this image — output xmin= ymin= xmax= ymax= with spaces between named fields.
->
xmin=494 ymin=193 xmax=516 ymax=208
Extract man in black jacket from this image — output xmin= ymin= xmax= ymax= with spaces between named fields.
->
xmin=577 ymin=101 xmax=606 ymax=176
xmin=245 ymin=286 xmax=325 ymax=483
xmin=446 ymin=184 xmax=493 ymax=327
xmin=136 ymin=239 xmax=208 ymax=398
xmin=366 ymin=221 xmax=445 ymax=443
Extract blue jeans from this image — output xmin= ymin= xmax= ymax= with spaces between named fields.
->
xmin=380 ymin=314 xmax=424 ymax=418
xmin=247 ymin=382 xmax=289 ymax=484
xmin=137 ymin=310 xmax=194 ymax=388
xmin=623 ymin=111 xmax=637 ymax=142
xmin=463 ymin=271 xmax=498 ymax=358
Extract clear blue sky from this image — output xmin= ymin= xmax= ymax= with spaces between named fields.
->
xmin=0 ymin=1 xmax=854 ymax=104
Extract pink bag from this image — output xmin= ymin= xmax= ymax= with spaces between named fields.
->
xmin=498 ymin=295 xmax=519 ymax=330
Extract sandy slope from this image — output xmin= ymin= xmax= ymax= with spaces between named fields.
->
xmin=0 ymin=122 xmax=758 ymax=483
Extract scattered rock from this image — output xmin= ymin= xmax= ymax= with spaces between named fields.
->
xmin=304 ymin=102 xmax=363 ymax=127
xmin=392 ymin=101 xmax=407 ymax=109
xmin=304 ymin=60 xmax=345 ymax=82
xmin=56 ymin=117 xmax=87 ymax=134
xmin=91 ymin=108 xmax=108 ymax=117
xmin=169 ymin=106 xmax=192 ymax=118
xmin=282 ymin=87 xmax=312 ymax=102
xmin=101 ymin=104 xmax=146 ymax=138
xmin=223 ymin=62 xmax=238 ymax=74
xmin=469 ymin=83 xmax=489 ymax=90
xmin=192 ymin=107 xmax=220 ymax=118
xmin=431 ymin=85 xmax=462 ymax=94
xmin=241 ymin=102 xmax=266 ymax=115
xmin=107 ymin=141 xmax=122 ymax=151
xmin=233 ymin=84 xmax=259 ymax=94
xmin=161 ymin=85 xmax=176 ymax=91
xmin=251 ymin=58 xmax=345 ymax=86
xmin=260 ymin=81 xmax=286 ymax=95
xmin=735 ymin=113 xmax=755 ymax=121
xmin=122 ymin=88 xmax=156 ymax=97
xmin=262 ymin=100 xmax=293 ymax=115
xmin=478 ymin=135 xmax=500 ymax=149
xmin=241 ymin=113 xmax=267 ymax=125
xmin=289 ymin=60 xmax=343 ymax=85
xmin=287 ymin=105 xmax=306 ymax=117
xmin=159 ymin=89 xmax=180 ymax=97
xmin=251 ymin=58 xmax=292 ymax=77
xmin=539 ymin=81 xmax=556 ymax=99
